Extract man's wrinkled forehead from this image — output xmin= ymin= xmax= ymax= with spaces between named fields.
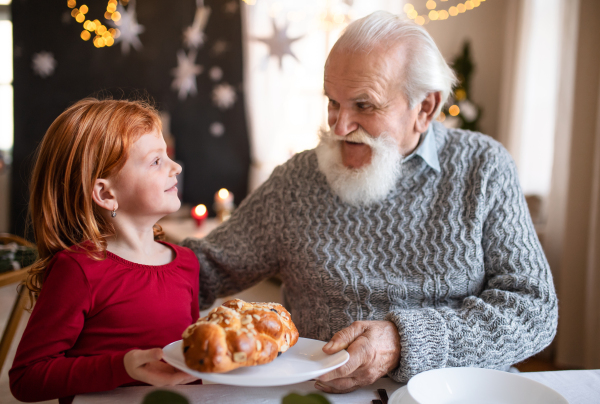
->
xmin=324 ymin=44 xmax=407 ymax=99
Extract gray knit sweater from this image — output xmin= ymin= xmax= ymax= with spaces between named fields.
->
xmin=182 ymin=122 xmax=558 ymax=383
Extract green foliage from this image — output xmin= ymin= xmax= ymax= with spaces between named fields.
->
xmin=141 ymin=390 xmax=189 ymax=404
xmin=281 ymin=392 xmax=332 ymax=404
xmin=0 ymin=244 xmax=37 ymax=273
xmin=442 ymin=40 xmax=482 ymax=132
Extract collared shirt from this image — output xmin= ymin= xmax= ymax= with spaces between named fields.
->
xmin=403 ymin=124 xmax=441 ymax=172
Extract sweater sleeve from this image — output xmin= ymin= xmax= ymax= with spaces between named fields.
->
xmin=182 ymin=166 xmax=286 ymax=309
xmin=9 ymin=253 xmax=135 ymax=402
xmin=385 ymin=147 xmax=558 ymax=383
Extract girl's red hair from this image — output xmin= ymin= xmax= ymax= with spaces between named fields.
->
xmin=25 ymin=97 xmax=164 ymax=309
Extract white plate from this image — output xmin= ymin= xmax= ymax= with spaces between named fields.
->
xmin=389 ymin=386 xmax=419 ymax=404
xmin=163 ymin=337 xmax=349 ymax=386
xmin=406 ymin=367 xmax=569 ymax=404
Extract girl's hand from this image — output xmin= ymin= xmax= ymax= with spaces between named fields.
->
xmin=124 ymin=348 xmax=198 ymax=386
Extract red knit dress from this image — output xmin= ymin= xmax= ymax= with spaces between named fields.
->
xmin=9 ymin=241 xmax=200 ymax=403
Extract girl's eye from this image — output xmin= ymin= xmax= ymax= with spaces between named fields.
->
xmin=152 ymin=158 xmax=160 ymax=166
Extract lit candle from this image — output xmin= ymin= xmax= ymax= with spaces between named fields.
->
xmin=214 ymin=188 xmax=234 ymax=210
xmin=214 ymin=188 xmax=234 ymax=222
xmin=191 ymin=204 xmax=208 ymax=227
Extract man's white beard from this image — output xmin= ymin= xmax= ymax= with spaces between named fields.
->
xmin=315 ymin=126 xmax=403 ymax=206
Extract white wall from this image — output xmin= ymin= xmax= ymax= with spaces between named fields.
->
xmin=424 ymin=0 xmax=510 ymax=139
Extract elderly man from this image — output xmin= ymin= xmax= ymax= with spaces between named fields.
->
xmin=182 ymin=11 xmax=557 ymax=393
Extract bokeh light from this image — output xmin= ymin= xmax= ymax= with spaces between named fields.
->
xmin=218 ymin=188 xmax=230 ymax=199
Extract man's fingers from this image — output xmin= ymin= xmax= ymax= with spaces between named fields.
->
xmin=317 ymin=335 xmax=369 ymax=382
xmin=315 ymin=377 xmax=360 ymax=394
xmin=323 ymin=322 xmax=366 ymax=354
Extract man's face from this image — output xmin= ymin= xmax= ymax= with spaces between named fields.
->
xmin=324 ymin=45 xmax=420 ymax=169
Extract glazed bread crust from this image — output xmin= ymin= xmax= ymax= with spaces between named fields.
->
xmin=182 ymin=299 xmax=299 ymax=373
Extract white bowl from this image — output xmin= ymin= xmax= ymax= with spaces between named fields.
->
xmin=406 ymin=367 xmax=568 ymax=404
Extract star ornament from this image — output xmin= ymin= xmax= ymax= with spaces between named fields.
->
xmin=31 ymin=52 xmax=57 ymax=78
xmin=183 ymin=6 xmax=211 ymax=49
xmin=254 ymin=19 xmax=304 ymax=70
xmin=109 ymin=3 xmax=144 ymax=54
xmin=171 ymin=50 xmax=203 ymax=100
xmin=212 ymin=83 xmax=236 ymax=109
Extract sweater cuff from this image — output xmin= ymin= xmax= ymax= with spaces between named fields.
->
xmin=110 ymin=350 xmax=137 ymax=388
xmin=385 ymin=308 xmax=449 ymax=383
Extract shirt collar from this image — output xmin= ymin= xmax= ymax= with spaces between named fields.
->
xmin=403 ymin=124 xmax=441 ymax=172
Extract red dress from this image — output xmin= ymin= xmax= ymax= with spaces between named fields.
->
xmin=9 ymin=241 xmax=200 ymax=403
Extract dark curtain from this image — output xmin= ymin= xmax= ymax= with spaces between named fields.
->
xmin=10 ymin=0 xmax=250 ymax=238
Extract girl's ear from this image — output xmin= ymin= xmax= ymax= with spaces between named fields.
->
xmin=414 ymin=91 xmax=441 ymax=134
xmin=92 ymin=179 xmax=117 ymax=212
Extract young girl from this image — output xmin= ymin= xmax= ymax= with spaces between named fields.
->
xmin=9 ymin=98 xmax=200 ymax=403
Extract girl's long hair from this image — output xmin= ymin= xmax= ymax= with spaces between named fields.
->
xmin=25 ymin=97 xmax=165 ymax=309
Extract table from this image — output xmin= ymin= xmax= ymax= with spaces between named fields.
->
xmin=73 ymin=370 xmax=600 ymax=404
xmin=158 ymin=217 xmax=219 ymax=244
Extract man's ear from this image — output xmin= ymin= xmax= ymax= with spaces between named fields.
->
xmin=92 ymin=178 xmax=117 ymax=212
xmin=414 ymin=91 xmax=441 ymax=134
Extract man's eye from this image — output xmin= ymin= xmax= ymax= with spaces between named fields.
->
xmin=328 ymin=99 xmax=338 ymax=107
xmin=357 ymin=103 xmax=371 ymax=110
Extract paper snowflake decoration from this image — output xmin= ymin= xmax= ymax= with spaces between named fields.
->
xmin=109 ymin=3 xmax=144 ymax=55
xmin=32 ymin=52 xmax=57 ymax=78
xmin=212 ymin=40 xmax=229 ymax=56
xmin=209 ymin=66 xmax=223 ymax=81
xmin=183 ymin=6 xmax=211 ymax=49
xmin=212 ymin=83 xmax=236 ymax=110
xmin=210 ymin=122 xmax=225 ymax=137
xmin=171 ymin=50 xmax=203 ymax=100
xmin=224 ymin=1 xmax=239 ymax=14
xmin=254 ymin=19 xmax=304 ymax=69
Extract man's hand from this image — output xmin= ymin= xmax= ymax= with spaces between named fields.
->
xmin=315 ymin=321 xmax=401 ymax=394
xmin=124 ymin=348 xmax=197 ymax=386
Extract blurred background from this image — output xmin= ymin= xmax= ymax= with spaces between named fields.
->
xmin=0 ymin=1 xmax=599 ymax=397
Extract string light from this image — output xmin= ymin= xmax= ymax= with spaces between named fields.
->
xmin=66 ymin=0 xmax=122 ymax=48
xmin=449 ymin=105 xmax=460 ymax=116
xmin=404 ymin=0 xmax=485 ymax=25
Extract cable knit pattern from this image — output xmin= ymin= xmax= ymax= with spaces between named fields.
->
xmin=182 ymin=121 xmax=558 ymax=382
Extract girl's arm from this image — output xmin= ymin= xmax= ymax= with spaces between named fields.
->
xmin=9 ymin=253 xmax=136 ymax=402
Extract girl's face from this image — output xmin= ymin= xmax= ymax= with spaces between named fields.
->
xmin=112 ymin=129 xmax=182 ymax=222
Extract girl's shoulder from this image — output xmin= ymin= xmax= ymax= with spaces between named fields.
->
xmin=49 ymin=243 xmax=102 ymax=267
xmin=44 ymin=244 xmax=105 ymax=287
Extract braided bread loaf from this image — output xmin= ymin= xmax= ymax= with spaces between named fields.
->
xmin=182 ymin=299 xmax=299 ymax=373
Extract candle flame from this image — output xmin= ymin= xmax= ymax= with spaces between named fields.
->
xmin=194 ymin=204 xmax=207 ymax=216
xmin=218 ymin=188 xmax=230 ymax=199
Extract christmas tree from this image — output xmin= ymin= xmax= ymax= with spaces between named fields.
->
xmin=441 ymin=41 xmax=482 ymax=131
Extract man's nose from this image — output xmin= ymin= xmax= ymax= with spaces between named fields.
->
xmin=333 ymin=108 xmax=358 ymax=137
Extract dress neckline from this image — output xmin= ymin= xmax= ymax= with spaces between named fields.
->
xmin=105 ymin=241 xmax=178 ymax=270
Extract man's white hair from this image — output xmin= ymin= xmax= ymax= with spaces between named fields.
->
xmin=329 ymin=11 xmax=457 ymax=116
